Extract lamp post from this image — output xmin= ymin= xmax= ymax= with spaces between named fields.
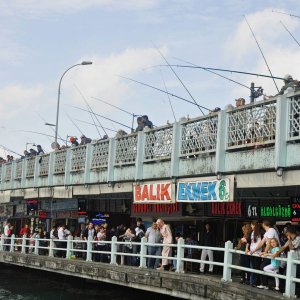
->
xmin=54 ymin=61 xmax=92 ymax=144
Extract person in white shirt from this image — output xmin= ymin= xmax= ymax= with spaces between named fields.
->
xmin=3 ymin=222 xmax=11 ymax=251
xmin=57 ymin=225 xmax=66 ymax=258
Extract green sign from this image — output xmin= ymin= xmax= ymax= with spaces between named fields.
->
xmin=260 ymin=204 xmax=291 ymax=218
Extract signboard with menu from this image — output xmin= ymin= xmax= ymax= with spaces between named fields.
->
xmin=291 ymin=197 xmax=300 ymax=222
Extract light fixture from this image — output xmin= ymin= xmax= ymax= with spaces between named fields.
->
xmin=84 ymin=184 xmax=88 ymax=189
xmin=65 ymin=185 xmax=69 ymax=190
xmin=108 ymin=182 xmax=112 ymax=187
xmin=217 ymin=173 xmax=222 ymax=180
xmin=276 ymin=167 xmax=283 ymax=177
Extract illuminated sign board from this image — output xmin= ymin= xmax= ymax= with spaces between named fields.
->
xmin=176 ymin=176 xmax=234 ymax=202
xmin=134 ymin=181 xmax=175 ymax=204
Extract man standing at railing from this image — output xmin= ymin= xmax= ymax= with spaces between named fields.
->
xmin=57 ymin=224 xmax=67 ymax=258
xmin=200 ymin=223 xmax=215 ymax=274
xmin=145 ymin=220 xmax=162 ymax=269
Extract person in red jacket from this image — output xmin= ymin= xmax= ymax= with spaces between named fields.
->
xmin=19 ymin=224 xmax=29 ymax=237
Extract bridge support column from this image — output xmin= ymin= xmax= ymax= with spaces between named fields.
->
xmin=222 ymin=240 xmax=233 ymax=282
xmin=170 ymin=121 xmax=181 ymax=177
xmin=107 ymin=138 xmax=116 ymax=183
xmin=135 ymin=131 xmax=145 ymax=180
xmin=215 ymin=110 xmax=227 ymax=174
xmin=84 ymin=143 xmax=92 ymax=184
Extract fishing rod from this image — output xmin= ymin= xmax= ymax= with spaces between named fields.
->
xmin=75 ymin=119 xmax=117 ymax=133
xmin=272 ymin=10 xmax=300 ymax=19
xmin=152 ymin=42 xmax=204 ymax=115
xmin=68 ymin=105 xmax=133 ymax=130
xmin=118 ymin=75 xmax=211 ymax=112
xmin=74 ymin=85 xmax=107 ymax=137
xmin=155 ymin=64 xmax=285 ymax=80
xmin=0 ymin=144 xmax=22 ymax=157
xmin=35 ymin=112 xmax=64 ymax=141
xmin=159 ymin=68 xmax=177 ymax=122
xmin=244 ymin=15 xmax=279 ymax=93
xmin=15 ymin=130 xmax=70 ymax=144
xmin=65 ymin=112 xmax=85 ymax=136
xmin=280 ymin=20 xmax=300 ymax=47
xmin=91 ymin=96 xmax=138 ymax=132
xmin=172 ymin=57 xmax=264 ymax=102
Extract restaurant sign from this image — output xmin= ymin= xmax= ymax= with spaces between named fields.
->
xmin=291 ymin=198 xmax=300 ymax=222
xmin=133 ymin=181 xmax=175 ymax=204
xmin=176 ymin=176 xmax=234 ymax=202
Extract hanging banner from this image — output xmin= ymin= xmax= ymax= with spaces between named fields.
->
xmin=133 ymin=181 xmax=175 ymax=204
xmin=176 ymin=176 xmax=234 ymax=202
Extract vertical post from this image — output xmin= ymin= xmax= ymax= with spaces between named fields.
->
xmin=84 ymin=143 xmax=92 ymax=184
xmin=34 ymin=237 xmax=39 ymax=255
xmin=107 ymin=138 xmax=115 ymax=182
xmin=0 ymin=234 xmax=4 ymax=251
xmin=170 ymin=121 xmax=181 ymax=177
xmin=110 ymin=236 xmax=117 ymax=265
xmin=139 ymin=237 xmax=147 ymax=268
xmin=284 ymin=250 xmax=297 ymax=298
xmin=10 ymin=234 xmax=15 ymax=253
xmin=215 ymin=110 xmax=227 ymax=174
xmin=66 ymin=235 xmax=73 ymax=259
xmin=48 ymin=152 xmax=55 ymax=187
xmin=64 ymin=148 xmax=72 ymax=186
xmin=21 ymin=235 xmax=26 ymax=254
xmin=86 ymin=236 xmax=93 ymax=262
xmin=275 ymin=94 xmax=288 ymax=170
xmin=222 ymin=241 xmax=233 ymax=282
xmin=49 ymin=239 xmax=54 ymax=257
xmin=176 ymin=237 xmax=185 ymax=273
xmin=135 ymin=131 xmax=145 ymax=180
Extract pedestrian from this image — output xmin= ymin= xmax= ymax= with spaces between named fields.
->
xmin=57 ymin=224 xmax=67 ymax=258
xmin=36 ymin=145 xmax=45 ymax=155
xmin=156 ymin=219 xmax=173 ymax=271
xmin=29 ymin=148 xmax=37 ymax=156
xmin=199 ymin=223 xmax=215 ymax=274
xmin=142 ymin=115 xmax=153 ymax=129
xmin=258 ymin=238 xmax=281 ymax=290
xmin=4 ymin=221 xmax=11 ymax=251
xmin=145 ymin=220 xmax=161 ymax=269
xmin=69 ymin=136 xmax=79 ymax=147
xmin=135 ymin=117 xmax=145 ymax=132
xmin=122 ymin=227 xmax=135 ymax=266
xmin=80 ymin=135 xmax=92 ymax=145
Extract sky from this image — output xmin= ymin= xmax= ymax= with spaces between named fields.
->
xmin=0 ymin=0 xmax=300 ymax=157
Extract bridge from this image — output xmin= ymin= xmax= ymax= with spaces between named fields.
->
xmin=0 ymin=234 xmax=299 ymax=299
xmin=0 ymin=89 xmax=299 ymax=202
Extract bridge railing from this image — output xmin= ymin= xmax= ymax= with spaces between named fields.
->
xmin=288 ymin=95 xmax=300 ymax=142
xmin=227 ymin=98 xmax=277 ymax=149
xmin=1 ymin=234 xmax=298 ymax=298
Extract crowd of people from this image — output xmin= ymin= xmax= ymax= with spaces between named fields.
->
xmin=1 ymin=218 xmax=299 ymax=296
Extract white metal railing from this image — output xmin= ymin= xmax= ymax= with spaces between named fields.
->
xmin=0 ymin=235 xmax=299 ymax=298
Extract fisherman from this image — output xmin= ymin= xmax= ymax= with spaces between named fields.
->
xmin=80 ymin=134 xmax=92 ymax=145
xmin=142 ymin=115 xmax=153 ymax=129
xmin=29 ymin=148 xmax=37 ymax=156
xmin=277 ymin=74 xmax=300 ymax=95
xmin=135 ymin=116 xmax=145 ymax=132
xmin=36 ymin=145 xmax=45 ymax=155
xmin=69 ymin=136 xmax=79 ymax=147
xmin=115 ymin=130 xmax=127 ymax=138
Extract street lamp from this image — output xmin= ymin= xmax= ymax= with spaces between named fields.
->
xmin=54 ymin=61 xmax=93 ymax=144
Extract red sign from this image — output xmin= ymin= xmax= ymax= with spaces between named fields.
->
xmin=134 ymin=181 xmax=175 ymax=204
xmin=132 ymin=203 xmax=181 ymax=216
xmin=211 ymin=202 xmax=242 ymax=216
xmin=38 ymin=211 xmax=49 ymax=219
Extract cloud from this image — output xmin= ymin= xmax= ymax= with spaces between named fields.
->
xmin=0 ymin=84 xmax=45 ymax=119
xmin=64 ymin=46 xmax=168 ymax=110
xmin=1 ymin=0 xmax=161 ymax=18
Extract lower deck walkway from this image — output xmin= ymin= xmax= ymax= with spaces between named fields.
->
xmin=0 ymin=252 xmax=291 ymax=300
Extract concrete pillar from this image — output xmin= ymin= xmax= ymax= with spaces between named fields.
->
xmin=21 ymin=235 xmax=26 ymax=254
xmin=34 ymin=237 xmax=39 ymax=255
xmin=48 ymin=152 xmax=55 ymax=187
xmin=107 ymin=138 xmax=115 ymax=183
xmin=10 ymin=234 xmax=15 ymax=253
xmin=215 ymin=110 xmax=227 ymax=174
xmin=20 ymin=159 xmax=26 ymax=189
xmin=0 ymin=234 xmax=4 ymax=251
xmin=86 ymin=236 xmax=93 ymax=262
xmin=84 ymin=143 xmax=92 ymax=185
xmin=33 ymin=157 xmax=39 ymax=188
xmin=170 ymin=122 xmax=181 ymax=178
xmin=275 ymin=94 xmax=288 ymax=170
xmin=66 ymin=235 xmax=73 ymax=259
xmin=135 ymin=131 xmax=145 ymax=181
xmin=49 ymin=239 xmax=54 ymax=257
xmin=64 ymin=148 xmax=72 ymax=186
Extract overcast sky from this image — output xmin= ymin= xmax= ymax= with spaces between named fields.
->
xmin=0 ymin=0 xmax=300 ymax=157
